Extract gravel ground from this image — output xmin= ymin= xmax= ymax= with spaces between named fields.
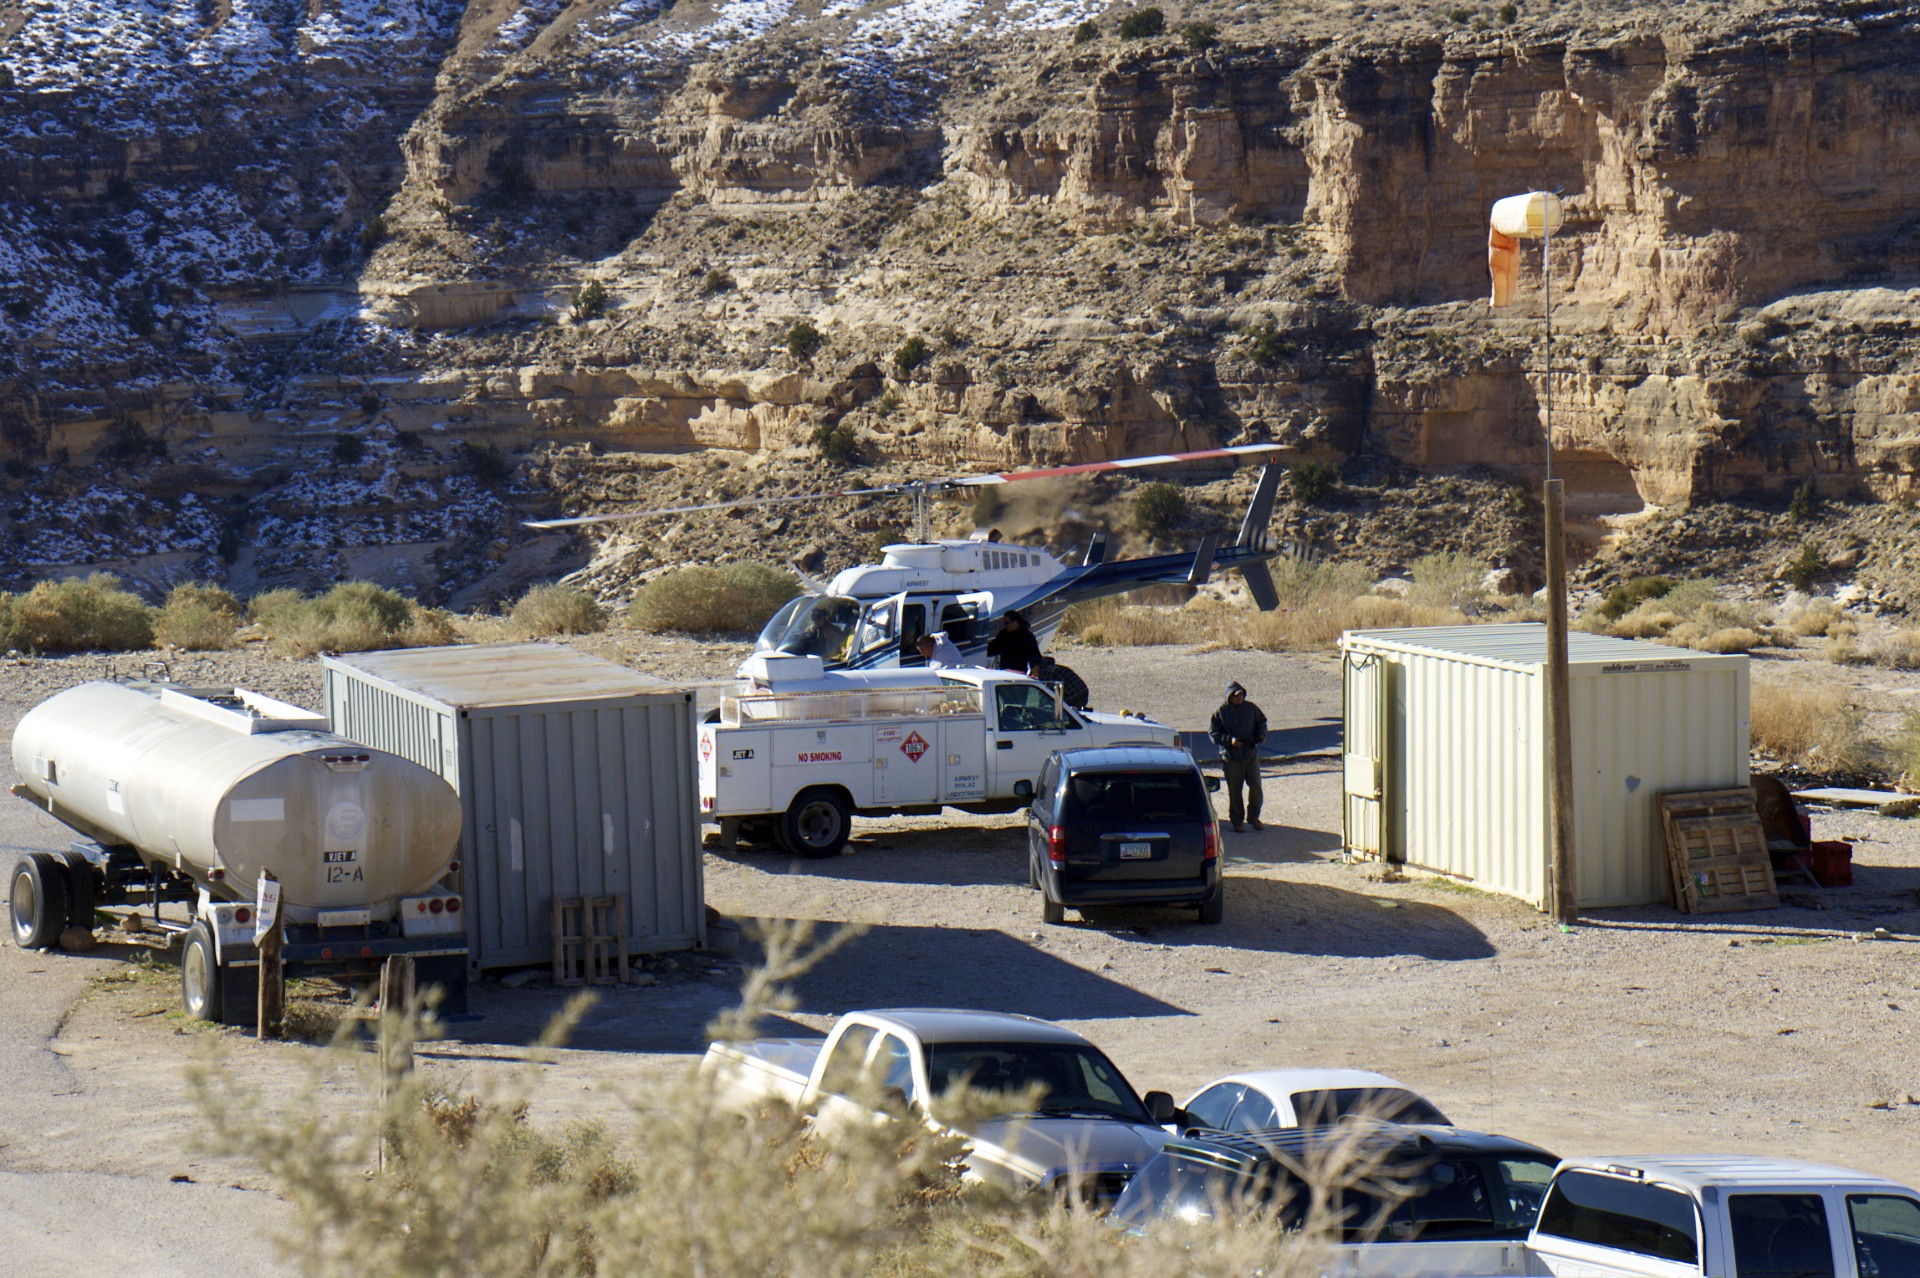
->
xmin=0 ymin=628 xmax=1917 ymax=1251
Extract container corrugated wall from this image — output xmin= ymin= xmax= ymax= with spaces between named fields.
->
xmin=1570 ymin=664 xmax=1750 ymax=907
xmin=1391 ymin=649 xmax=1547 ymax=907
xmin=322 ymin=659 xmax=701 ymax=969
xmin=1340 ymin=627 xmax=1749 ymax=911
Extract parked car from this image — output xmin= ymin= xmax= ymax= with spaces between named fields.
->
xmin=1026 ymin=745 xmax=1224 ymax=925
xmin=1178 ymin=1068 xmax=1449 ymax=1137
xmin=701 ymin=1008 xmax=1178 ymax=1206
xmin=1109 ymin=1122 xmax=1559 ymax=1276
xmin=1528 ymin=1155 xmax=1920 ymax=1278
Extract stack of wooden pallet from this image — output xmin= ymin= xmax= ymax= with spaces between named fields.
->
xmin=551 ymin=895 xmax=631 ymax=986
xmin=1659 ymin=789 xmax=1779 ymax=913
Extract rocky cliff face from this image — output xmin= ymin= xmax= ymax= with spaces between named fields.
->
xmin=4 ymin=1 xmax=1920 ymax=604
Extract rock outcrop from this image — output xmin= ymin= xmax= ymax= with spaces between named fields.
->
xmin=5 ymin=1 xmax=1920 ymax=601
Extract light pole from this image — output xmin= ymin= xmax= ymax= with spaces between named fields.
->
xmin=1489 ymin=190 xmax=1576 ymax=926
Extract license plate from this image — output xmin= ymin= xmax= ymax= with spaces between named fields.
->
xmin=1119 ymin=842 xmax=1152 ymax=859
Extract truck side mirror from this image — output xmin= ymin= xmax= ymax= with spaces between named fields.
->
xmin=1013 ymin=779 xmax=1034 ymax=800
xmin=1144 ymin=1090 xmax=1177 ymax=1125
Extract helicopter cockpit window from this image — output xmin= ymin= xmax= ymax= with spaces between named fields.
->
xmin=755 ymin=595 xmax=863 ymax=660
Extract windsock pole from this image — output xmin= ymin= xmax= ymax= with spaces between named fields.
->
xmin=1490 ymin=190 xmax=1577 ymax=926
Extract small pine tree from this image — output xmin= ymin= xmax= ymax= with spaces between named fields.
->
xmin=571 ymin=280 xmax=609 ymax=321
xmin=1118 ymin=7 xmax=1165 ymax=38
xmin=1072 ymin=19 xmax=1099 ymax=42
xmin=786 ymin=320 xmax=824 ymax=361
xmin=1180 ymin=21 xmax=1218 ymax=51
xmin=893 ymin=336 xmax=929 ymax=378
xmin=1787 ymin=477 xmax=1819 ymax=522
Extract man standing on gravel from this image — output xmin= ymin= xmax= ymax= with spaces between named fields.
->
xmin=1209 ymin=681 xmax=1267 ymax=833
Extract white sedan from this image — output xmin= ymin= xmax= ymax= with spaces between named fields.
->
xmin=1176 ymin=1068 xmax=1448 ymax=1136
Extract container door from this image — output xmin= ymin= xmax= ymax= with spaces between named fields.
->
xmin=1343 ymin=651 xmax=1389 ymax=859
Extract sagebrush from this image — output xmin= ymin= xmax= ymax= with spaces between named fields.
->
xmin=509 ymin=584 xmax=606 ymax=638
xmin=153 ymin=582 xmax=243 ymax=650
xmin=628 ymin=563 xmax=799 ymax=634
xmin=0 ymin=573 xmax=153 ymax=653
xmin=252 ymin=582 xmax=457 ymax=657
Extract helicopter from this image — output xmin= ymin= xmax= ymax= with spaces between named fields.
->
xmin=525 ymin=443 xmax=1289 ymax=673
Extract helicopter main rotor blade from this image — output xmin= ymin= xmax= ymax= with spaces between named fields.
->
xmin=942 ymin=443 xmax=1287 ymax=487
xmin=523 ymin=486 xmax=901 ymax=530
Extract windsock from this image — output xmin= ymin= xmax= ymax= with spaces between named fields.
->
xmin=1487 ymin=191 xmax=1563 ymax=308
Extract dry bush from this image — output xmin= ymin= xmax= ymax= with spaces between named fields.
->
xmin=1689 ymin=627 xmax=1762 ymax=654
xmin=1750 ymin=684 xmax=1873 ymax=772
xmin=628 ymin=562 xmax=799 ymax=634
xmin=189 ymin=918 xmax=1377 ymax=1278
xmin=1060 ymin=598 xmax=1190 ymax=647
xmin=1784 ymin=597 xmax=1844 ymax=638
xmin=1608 ymin=602 xmax=1679 ymax=639
xmin=1404 ymin=552 xmax=1487 ymax=610
xmin=153 ymin=582 xmax=243 ymax=650
xmin=509 ymin=584 xmax=606 ymax=638
xmin=1 ymin=573 xmax=153 ymax=653
xmin=253 ymin=582 xmax=457 ymax=658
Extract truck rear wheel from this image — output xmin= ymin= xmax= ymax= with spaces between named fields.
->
xmin=181 ymin=923 xmax=259 ymax=1027
xmin=777 ymin=789 xmax=852 ymax=859
xmin=10 ymin=854 xmax=70 ymax=950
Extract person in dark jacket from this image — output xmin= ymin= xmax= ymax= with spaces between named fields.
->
xmin=1209 ymin=680 xmax=1267 ymax=832
xmin=986 ymin=609 xmax=1043 ymax=674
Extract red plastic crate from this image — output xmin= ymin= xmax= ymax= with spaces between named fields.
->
xmin=1810 ymin=840 xmax=1854 ymax=888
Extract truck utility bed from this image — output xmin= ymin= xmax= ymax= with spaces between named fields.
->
xmin=702 ymin=1038 xmax=825 ymax=1110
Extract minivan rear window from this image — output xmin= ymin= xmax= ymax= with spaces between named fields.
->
xmin=1537 ymin=1170 xmax=1699 ymax=1264
xmin=1065 ymin=772 xmax=1206 ymax=824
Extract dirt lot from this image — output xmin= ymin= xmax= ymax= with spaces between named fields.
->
xmin=2 ymin=632 xmax=1918 ymax=1213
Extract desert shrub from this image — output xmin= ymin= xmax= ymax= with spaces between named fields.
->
xmin=786 ymin=320 xmax=824 ymax=361
xmin=812 ymin=420 xmax=861 ymax=466
xmin=462 ymin=441 xmax=514 ymax=482
xmin=628 ymin=563 xmax=800 ymax=634
xmin=1118 ymin=6 xmax=1165 ymax=37
xmin=1406 ymin=552 xmax=1486 ymax=610
xmin=571 ymin=280 xmax=609 ymax=321
xmin=153 ymin=582 xmax=243 ymax=650
xmin=1607 ymin=602 xmax=1680 ymax=639
xmin=1597 ymin=575 xmax=1674 ymax=621
xmin=1073 ymin=18 xmax=1099 ymax=41
xmin=359 ymin=215 xmax=388 ymax=251
xmin=1787 ymin=477 xmax=1818 ymax=521
xmin=1289 ymin=461 xmax=1338 ymax=504
xmin=1247 ymin=319 xmax=1294 ymax=368
xmin=1180 ymin=20 xmax=1218 ymax=50
xmin=893 ymin=335 xmax=929 ymax=378
xmin=333 ymin=432 xmax=367 ymax=465
xmin=1692 ymin=627 xmax=1761 ymax=654
xmin=358 ymin=390 xmax=382 ymax=415
xmin=702 ymin=268 xmax=735 ymax=296
xmin=1750 ymin=684 xmax=1873 ymax=773
xmin=1782 ymin=540 xmax=1826 ymax=592
xmin=253 ymin=582 xmax=452 ymax=657
xmin=1132 ymin=482 xmax=1188 ymax=538
xmin=1498 ymin=1 xmax=1517 ymax=21
xmin=0 ymin=593 xmax=14 ymax=650
xmin=509 ymin=583 xmax=606 ymax=638
xmin=6 ymin=574 xmax=153 ymax=653
xmin=1784 ymin=596 xmax=1844 ymax=637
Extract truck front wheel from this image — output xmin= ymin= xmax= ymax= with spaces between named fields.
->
xmin=778 ymin=789 xmax=852 ymax=859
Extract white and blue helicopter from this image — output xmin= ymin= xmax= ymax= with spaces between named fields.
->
xmin=527 ymin=444 xmax=1290 ymax=673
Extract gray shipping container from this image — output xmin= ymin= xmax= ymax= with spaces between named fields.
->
xmin=321 ymin=643 xmax=703 ymax=968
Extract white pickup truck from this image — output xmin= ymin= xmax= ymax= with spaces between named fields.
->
xmin=701 ymin=1008 xmax=1178 ymax=1205
xmin=1527 ymin=1155 xmax=1920 ymax=1278
xmin=699 ymin=655 xmax=1178 ymax=856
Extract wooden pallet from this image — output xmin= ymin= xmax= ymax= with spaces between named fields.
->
xmin=1659 ymin=789 xmax=1779 ymax=914
xmin=551 ymin=895 xmax=631 ymax=987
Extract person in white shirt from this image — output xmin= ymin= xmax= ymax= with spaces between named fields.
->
xmin=915 ymin=632 xmax=969 ymax=668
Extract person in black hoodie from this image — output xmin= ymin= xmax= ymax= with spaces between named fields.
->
xmin=986 ymin=609 xmax=1043 ymax=674
xmin=1209 ymin=680 xmax=1267 ymax=832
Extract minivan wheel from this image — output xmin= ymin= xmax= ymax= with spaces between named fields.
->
xmin=1197 ymin=885 xmax=1225 ymax=925
xmin=1042 ymin=894 xmax=1066 ymax=925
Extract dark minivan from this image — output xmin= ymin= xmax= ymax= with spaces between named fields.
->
xmin=1026 ymin=745 xmax=1223 ymax=925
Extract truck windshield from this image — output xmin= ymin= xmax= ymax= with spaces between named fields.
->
xmin=755 ymin=595 xmax=859 ymax=659
xmin=926 ymin=1041 xmax=1153 ymax=1124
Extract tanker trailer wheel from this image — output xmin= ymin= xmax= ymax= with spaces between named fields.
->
xmin=181 ymin=924 xmax=259 ymax=1026
xmin=776 ymin=788 xmax=852 ymax=859
xmin=10 ymin=854 xmax=71 ymax=951
xmin=413 ymin=955 xmax=470 ymax=1017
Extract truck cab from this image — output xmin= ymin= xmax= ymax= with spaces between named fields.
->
xmin=1528 ymin=1156 xmax=1920 ymax=1278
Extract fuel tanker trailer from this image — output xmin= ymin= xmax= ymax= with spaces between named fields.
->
xmin=9 ymin=681 xmax=469 ymax=1024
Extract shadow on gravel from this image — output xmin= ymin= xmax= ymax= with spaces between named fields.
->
xmin=788 ymin=923 xmax=1189 ymax=1021
xmin=1070 ymin=879 xmax=1497 ymax=962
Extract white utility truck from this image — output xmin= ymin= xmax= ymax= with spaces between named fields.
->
xmin=702 ymin=1008 xmax=1177 ymax=1206
xmin=1527 ymin=1155 xmax=1920 ymax=1278
xmin=700 ymin=655 xmax=1177 ymax=856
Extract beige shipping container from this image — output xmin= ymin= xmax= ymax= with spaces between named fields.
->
xmin=1339 ymin=625 xmax=1749 ymax=909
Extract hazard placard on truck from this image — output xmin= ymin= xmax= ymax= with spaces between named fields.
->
xmin=700 ymin=655 xmax=1178 ymax=857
